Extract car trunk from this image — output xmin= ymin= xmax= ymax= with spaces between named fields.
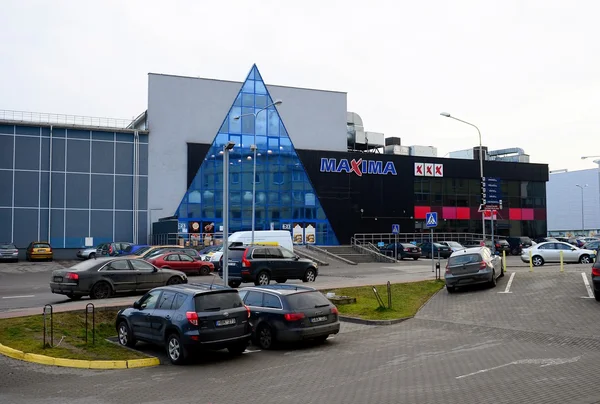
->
xmin=286 ymin=291 xmax=338 ymax=328
xmin=0 ymin=245 xmax=18 ymax=258
xmin=447 ymin=253 xmax=483 ymax=275
xmin=194 ymin=291 xmax=248 ymax=342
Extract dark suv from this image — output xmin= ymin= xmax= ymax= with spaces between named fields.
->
xmin=115 ymin=283 xmax=251 ymax=364
xmin=238 ymin=285 xmax=340 ymax=349
xmin=219 ymin=246 xmax=318 ymax=288
xmin=505 ymin=236 xmax=533 ymax=255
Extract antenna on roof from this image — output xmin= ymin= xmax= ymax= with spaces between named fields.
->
xmin=209 ymin=274 xmax=216 ymax=290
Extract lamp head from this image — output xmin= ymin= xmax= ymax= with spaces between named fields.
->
xmin=224 ymin=141 xmax=235 ymax=151
xmin=233 ymin=116 xmax=241 ymax=120
xmin=440 ymin=112 xmax=451 ymax=117
xmin=273 ymin=99 xmax=283 ymax=106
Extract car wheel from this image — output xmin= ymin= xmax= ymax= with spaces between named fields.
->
xmin=511 ymin=248 xmax=519 ymax=256
xmin=199 ymin=266 xmax=210 ymax=276
xmin=275 ymin=278 xmax=287 ymax=283
xmin=66 ymin=294 xmax=81 ymax=301
xmin=580 ymin=255 xmax=591 ymax=264
xmin=228 ymin=280 xmax=241 ymax=288
xmin=446 ymin=285 xmax=456 ymax=294
xmin=313 ymin=335 xmax=329 ymax=344
xmin=167 ymin=276 xmax=183 ymax=285
xmin=532 ymin=256 xmax=544 ymax=267
xmin=500 ymin=263 xmax=505 ymax=278
xmin=489 ymin=270 xmax=497 ymax=288
xmin=166 ymin=333 xmax=187 ymax=365
xmin=595 ymin=290 xmax=600 ymax=302
xmin=303 ymin=268 xmax=317 ymax=283
xmin=413 ymin=257 xmax=419 ymax=260
xmin=90 ymin=281 xmax=112 ymax=300
xmin=227 ymin=340 xmax=248 ymax=355
xmin=256 ymin=324 xmax=274 ymax=349
xmin=117 ymin=321 xmax=137 ymax=348
xmin=255 ymin=271 xmax=271 ymax=286
xmin=89 ymin=253 xmax=96 ymax=260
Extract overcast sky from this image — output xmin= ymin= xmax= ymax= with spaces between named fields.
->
xmin=2 ymin=0 xmax=599 ymax=171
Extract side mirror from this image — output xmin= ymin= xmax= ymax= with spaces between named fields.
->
xmin=133 ymin=301 xmax=141 ymax=310
xmin=571 ymin=247 xmax=576 ymax=251
xmin=294 ymin=255 xmax=300 ymax=260
xmin=153 ymin=267 xmax=158 ymax=272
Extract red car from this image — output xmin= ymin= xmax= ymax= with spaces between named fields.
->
xmin=147 ymin=252 xmax=214 ymax=276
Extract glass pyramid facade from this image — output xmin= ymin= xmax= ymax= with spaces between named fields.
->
xmin=175 ymin=65 xmax=339 ymax=245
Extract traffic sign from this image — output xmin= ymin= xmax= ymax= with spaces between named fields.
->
xmin=482 ymin=177 xmax=502 ymax=209
xmin=392 ymin=224 xmax=400 ymax=234
xmin=425 ymin=212 xmax=438 ymax=228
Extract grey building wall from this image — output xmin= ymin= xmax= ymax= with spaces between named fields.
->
xmin=547 ymin=168 xmax=600 ymax=233
xmin=147 ymin=73 xmax=348 ymax=220
xmin=0 ymin=123 xmax=148 ymax=248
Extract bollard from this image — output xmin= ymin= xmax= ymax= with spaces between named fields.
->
xmin=502 ymin=250 xmax=507 ymax=274
xmin=529 ymin=250 xmax=533 ymax=272
xmin=560 ymin=250 xmax=564 ymax=272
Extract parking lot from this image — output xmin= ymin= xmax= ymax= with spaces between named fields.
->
xmin=2 ymin=256 xmax=600 ymax=403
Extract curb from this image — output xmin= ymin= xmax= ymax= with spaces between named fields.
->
xmin=0 ymin=342 xmax=160 ymax=369
xmin=339 ymin=315 xmax=412 ymax=326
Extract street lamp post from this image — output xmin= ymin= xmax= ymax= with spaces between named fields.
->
xmin=222 ymin=141 xmax=236 ymax=287
xmin=234 ymin=99 xmax=283 ymax=245
xmin=440 ymin=112 xmax=486 ymax=240
xmin=575 ymin=184 xmax=588 ymax=234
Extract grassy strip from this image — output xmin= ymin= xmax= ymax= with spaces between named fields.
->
xmin=323 ymin=280 xmax=444 ymax=321
xmin=0 ymin=309 xmax=148 ymax=361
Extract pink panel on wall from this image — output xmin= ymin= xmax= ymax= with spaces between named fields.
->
xmin=442 ymin=207 xmax=457 ymax=219
xmin=521 ymin=208 xmax=534 ymax=220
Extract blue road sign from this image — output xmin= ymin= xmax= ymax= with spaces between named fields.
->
xmin=377 ymin=242 xmax=385 ymax=247
xmin=481 ymin=177 xmax=502 ymax=208
xmin=392 ymin=224 xmax=400 ymax=234
xmin=425 ymin=212 xmax=438 ymax=228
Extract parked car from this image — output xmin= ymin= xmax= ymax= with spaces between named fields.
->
xmin=445 ymin=246 xmax=503 ymax=293
xmin=583 ymin=240 xmax=600 ymax=251
xmin=145 ymin=247 xmax=204 ymax=261
xmin=136 ymin=245 xmax=185 ymax=259
xmin=146 ymin=252 xmax=214 ymax=276
xmin=534 ymin=237 xmax=557 ymax=244
xmin=521 ymin=242 xmax=597 ymax=266
xmin=26 ymin=241 xmax=53 ymax=261
xmin=418 ymin=242 xmax=452 ymax=259
xmin=115 ymin=283 xmax=251 ymax=364
xmin=199 ymin=245 xmax=221 ymax=255
xmin=49 ymin=257 xmax=188 ymax=300
xmin=505 ymin=236 xmax=533 ymax=256
xmin=439 ymin=241 xmax=465 ymax=253
xmin=238 ymin=285 xmax=340 ymax=349
xmin=123 ymin=244 xmax=150 ymax=255
xmin=492 ymin=239 xmax=511 ymax=254
xmin=0 ymin=242 xmax=19 ymax=262
xmin=220 ymin=245 xmax=318 ymax=288
xmin=591 ymin=259 xmax=600 ymax=301
xmin=379 ymin=243 xmax=421 ymax=260
xmin=567 ymin=238 xmax=583 ymax=247
xmin=554 ymin=237 xmax=570 ymax=243
xmin=78 ymin=242 xmax=133 ymax=259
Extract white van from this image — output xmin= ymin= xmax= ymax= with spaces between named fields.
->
xmin=228 ymin=230 xmax=294 ymax=252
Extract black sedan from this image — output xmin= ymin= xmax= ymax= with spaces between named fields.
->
xmin=379 ymin=243 xmax=421 ymax=260
xmin=50 ymin=257 xmax=188 ymax=300
xmin=238 ymin=285 xmax=340 ymax=349
xmin=418 ymin=242 xmax=452 ymax=259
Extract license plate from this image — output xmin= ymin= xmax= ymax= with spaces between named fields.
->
xmin=216 ymin=318 xmax=236 ymax=326
xmin=53 ymin=276 xmax=63 ymax=282
xmin=310 ymin=316 xmax=328 ymax=323
xmin=37 ymin=249 xmax=45 ymax=252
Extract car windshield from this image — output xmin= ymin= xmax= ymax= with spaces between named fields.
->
xmin=287 ymin=291 xmax=331 ymax=310
xmin=448 ymin=254 xmax=482 ymax=266
xmin=194 ymin=291 xmax=243 ymax=312
xmin=134 ymin=246 xmax=152 ymax=256
xmin=123 ymin=245 xmax=136 ymax=253
xmin=33 ymin=243 xmax=50 ymax=248
xmin=446 ymin=242 xmax=462 ymax=247
xmin=0 ymin=244 xmax=15 ymax=249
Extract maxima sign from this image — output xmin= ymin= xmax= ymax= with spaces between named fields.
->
xmin=414 ymin=162 xmax=444 ymax=177
xmin=320 ymin=158 xmax=397 ymax=176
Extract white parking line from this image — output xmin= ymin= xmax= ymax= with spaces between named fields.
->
xmin=1 ymin=295 xmax=35 ymax=299
xmin=498 ymin=272 xmax=515 ymax=294
xmin=242 ymin=349 xmax=261 ymax=354
xmin=581 ymin=272 xmax=595 ymax=299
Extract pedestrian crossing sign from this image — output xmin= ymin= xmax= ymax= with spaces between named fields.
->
xmin=426 ymin=212 xmax=438 ymax=228
xmin=392 ymin=224 xmax=400 ymax=234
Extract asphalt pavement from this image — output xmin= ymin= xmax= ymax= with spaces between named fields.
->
xmin=2 ymin=266 xmax=600 ymax=403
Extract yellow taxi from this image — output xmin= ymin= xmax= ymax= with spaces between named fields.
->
xmin=26 ymin=241 xmax=53 ymax=261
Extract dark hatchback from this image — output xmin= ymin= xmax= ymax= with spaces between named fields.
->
xmin=49 ymin=257 xmax=188 ymax=300
xmin=115 ymin=284 xmax=252 ymax=364
xmin=418 ymin=242 xmax=452 ymax=259
xmin=238 ymin=285 xmax=340 ymax=349
xmin=379 ymin=243 xmax=421 ymax=260
xmin=592 ymin=259 xmax=600 ymax=301
xmin=505 ymin=236 xmax=533 ymax=255
xmin=219 ymin=246 xmax=318 ymax=288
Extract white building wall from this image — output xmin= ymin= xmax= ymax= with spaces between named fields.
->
xmin=547 ymin=168 xmax=600 ymax=233
xmin=146 ymin=73 xmax=348 ymax=219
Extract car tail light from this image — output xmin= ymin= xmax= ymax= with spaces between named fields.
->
xmin=495 ymin=244 xmax=500 ymax=248
xmin=479 ymin=261 xmax=487 ymax=270
xmin=404 ymin=248 xmax=409 ymax=252
xmin=445 ymin=263 xmax=450 ymax=274
xmin=242 ymin=248 xmax=251 ymax=268
xmin=109 ymin=245 xmax=113 ymax=254
xmin=186 ymin=311 xmax=199 ymax=326
xmin=331 ymin=307 xmax=339 ymax=315
xmin=592 ymin=266 xmax=600 ymax=277
xmin=65 ymin=272 xmax=79 ymax=281
xmin=245 ymin=305 xmax=251 ymax=318
xmin=284 ymin=312 xmax=306 ymax=321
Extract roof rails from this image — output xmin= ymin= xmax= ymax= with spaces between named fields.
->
xmin=255 ymin=284 xmax=316 ymax=292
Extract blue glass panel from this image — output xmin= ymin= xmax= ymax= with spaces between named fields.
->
xmin=172 ymin=65 xmax=338 ymax=245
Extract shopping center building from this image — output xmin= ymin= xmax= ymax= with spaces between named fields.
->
xmin=0 ymin=65 xmax=549 ymax=250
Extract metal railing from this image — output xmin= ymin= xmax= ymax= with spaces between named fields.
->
xmin=350 ymin=237 xmax=397 ymax=263
xmin=0 ymin=109 xmax=135 ymax=129
xmin=353 ymin=232 xmax=485 ymax=246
